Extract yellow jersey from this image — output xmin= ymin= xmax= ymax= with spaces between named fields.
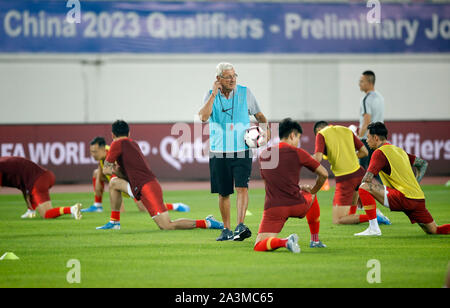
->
xmin=318 ymin=125 xmax=361 ymax=177
xmin=377 ymin=144 xmax=425 ymax=200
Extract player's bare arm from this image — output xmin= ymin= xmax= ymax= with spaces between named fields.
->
xmin=413 ymin=157 xmax=428 ymax=183
xmin=254 ymin=112 xmax=271 ymax=140
xmin=199 ymin=81 xmax=221 ymax=122
xmin=310 ymin=164 xmax=328 ymax=195
xmin=356 ymin=145 xmax=368 ymax=159
xmin=313 ymin=152 xmax=323 ymax=163
xmin=113 ymin=162 xmax=128 ymax=180
xmin=361 ymin=171 xmax=384 ymax=192
xmin=358 ymin=113 xmax=371 ymax=138
xmin=103 ymin=161 xmax=114 ymax=176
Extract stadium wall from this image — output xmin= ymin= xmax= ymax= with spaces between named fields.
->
xmin=0 ymin=54 xmax=449 ymax=124
xmin=0 ymin=121 xmax=448 ymax=183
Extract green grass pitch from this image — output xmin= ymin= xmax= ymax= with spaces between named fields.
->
xmin=0 ymin=185 xmax=449 ymax=288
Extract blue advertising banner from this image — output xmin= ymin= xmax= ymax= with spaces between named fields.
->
xmin=0 ymin=1 xmax=449 ymax=53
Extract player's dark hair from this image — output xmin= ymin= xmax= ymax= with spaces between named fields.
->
xmin=112 ymin=120 xmax=129 ymax=137
xmin=362 ymin=70 xmax=376 ymax=85
xmin=367 ymin=122 xmax=388 ymax=140
xmin=313 ymin=121 xmax=328 ymax=135
xmin=90 ymin=136 xmax=106 ymax=147
xmin=279 ymin=118 xmax=302 ymax=139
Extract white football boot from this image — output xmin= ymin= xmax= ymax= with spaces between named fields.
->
xmin=70 ymin=203 xmax=83 ymax=220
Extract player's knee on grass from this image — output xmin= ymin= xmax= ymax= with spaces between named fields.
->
xmin=37 ymin=201 xmax=53 ymax=218
xmin=332 ymin=206 xmax=353 ymax=225
xmin=153 ymin=212 xmax=175 ymax=230
xmin=419 ymin=222 xmax=437 ymax=234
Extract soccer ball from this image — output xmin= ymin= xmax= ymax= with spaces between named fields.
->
xmin=244 ymin=126 xmax=267 ymax=148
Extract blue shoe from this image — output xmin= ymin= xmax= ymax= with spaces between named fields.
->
xmin=376 ymin=209 xmax=391 ymax=225
xmin=205 ymin=215 xmax=224 ymax=229
xmin=173 ymin=203 xmax=190 ymax=212
xmin=310 ymin=240 xmax=327 ymax=248
xmin=96 ymin=221 xmax=120 ymax=230
xmin=81 ymin=204 xmax=103 ymax=213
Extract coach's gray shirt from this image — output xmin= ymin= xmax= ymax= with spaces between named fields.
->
xmin=359 ymin=90 xmax=384 ymax=139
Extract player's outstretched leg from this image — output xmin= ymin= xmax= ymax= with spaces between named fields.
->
xmin=419 ymin=221 xmax=450 ymax=235
xmin=306 ymin=197 xmax=326 ymax=248
xmin=153 ymin=212 xmax=223 ymax=230
xmin=254 ymin=234 xmax=300 ymax=253
xmin=37 ymin=202 xmax=82 ymax=220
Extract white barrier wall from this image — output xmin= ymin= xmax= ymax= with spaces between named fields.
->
xmin=0 ymin=54 xmax=449 ymax=124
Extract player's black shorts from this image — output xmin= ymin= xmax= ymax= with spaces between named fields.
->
xmin=209 ymin=150 xmax=252 ymax=196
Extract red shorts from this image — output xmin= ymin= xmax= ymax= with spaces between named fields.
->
xmin=333 ymin=170 xmax=364 ymax=206
xmin=30 ymin=170 xmax=55 ymax=209
xmin=258 ymin=192 xmax=313 ymax=234
xmin=139 ymin=180 xmax=168 ymax=218
xmin=386 ymin=187 xmax=433 ymax=224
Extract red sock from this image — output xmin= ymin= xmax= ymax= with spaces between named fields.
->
xmin=359 ymin=214 xmax=369 ymax=223
xmin=348 ymin=206 xmax=357 ymax=215
xmin=306 ymin=197 xmax=320 ymax=242
xmin=93 ymin=177 xmax=104 ymax=204
xmin=436 ymin=224 xmax=450 ymax=234
xmin=111 ymin=211 xmax=120 ymax=222
xmin=44 ymin=207 xmax=71 ymax=219
xmin=195 ymin=220 xmax=207 ymax=229
xmin=358 ymin=188 xmax=377 ymax=220
xmin=165 ymin=203 xmax=174 ymax=210
xmin=254 ymin=237 xmax=288 ymax=252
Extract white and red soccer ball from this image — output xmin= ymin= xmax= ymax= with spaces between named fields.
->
xmin=244 ymin=126 xmax=267 ymax=148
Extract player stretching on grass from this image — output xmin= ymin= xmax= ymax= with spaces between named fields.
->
xmin=0 ymin=156 xmax=82 ymax=220
xmin=313 ymin=121 xmax=390 ymax=226
xmin=355 ymin=122 xmax=450 ymax=236
xmin=83 ymin=136 xmax=189 ymax=213
xmin=254 ymin=118 xmax=328 ymax=253
xmin=96 ymin=120 xmax=223 ymax=231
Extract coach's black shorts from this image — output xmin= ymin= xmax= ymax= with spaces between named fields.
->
xmin=209 ymin=150 xmax=252 ymax=196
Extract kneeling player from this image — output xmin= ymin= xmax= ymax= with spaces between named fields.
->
xmin=0 ymin=156 xmax=82 ymax=220
xmin=313 ymin=121 xmax=390 ymax=226
xmin=254 ymin=118 xmax=328 ymax=253
xmin=83 ymin=136 xmax=189 ymax=213
xmin=96 ymin=120 xmax=223 ymax=231
xmin=356 ymin=122 xmax=450 ymax=236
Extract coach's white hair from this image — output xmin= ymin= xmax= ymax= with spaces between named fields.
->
xmin=216 ymin=62 xmax=235 ymax=77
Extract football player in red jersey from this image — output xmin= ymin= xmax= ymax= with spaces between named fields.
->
xmin=0 ymin=156 xmax=82 ymax=220
xmin=356 ymin=122 xmax=449 ymax=236
xmin=254 ymin=118 xmax=328 ymax=253
xmin=96 ymin=120 xmax=223 ymax=231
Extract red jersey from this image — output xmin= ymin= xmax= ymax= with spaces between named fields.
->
xmin=259 ymin=142 xmax=320 ymax=209
xmin=105 ymin=138 xmax=156 ymax=199
xmin=0 ymin=156 xmax=47 ymax=195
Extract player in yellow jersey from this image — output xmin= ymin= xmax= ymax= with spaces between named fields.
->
xmin=313 ymin=121 xmax=390 ymax=226
xmin=356 ymin=122 xmax=449 ymax=236
xmin=82 ymin=137 xmax=189 ymax=213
